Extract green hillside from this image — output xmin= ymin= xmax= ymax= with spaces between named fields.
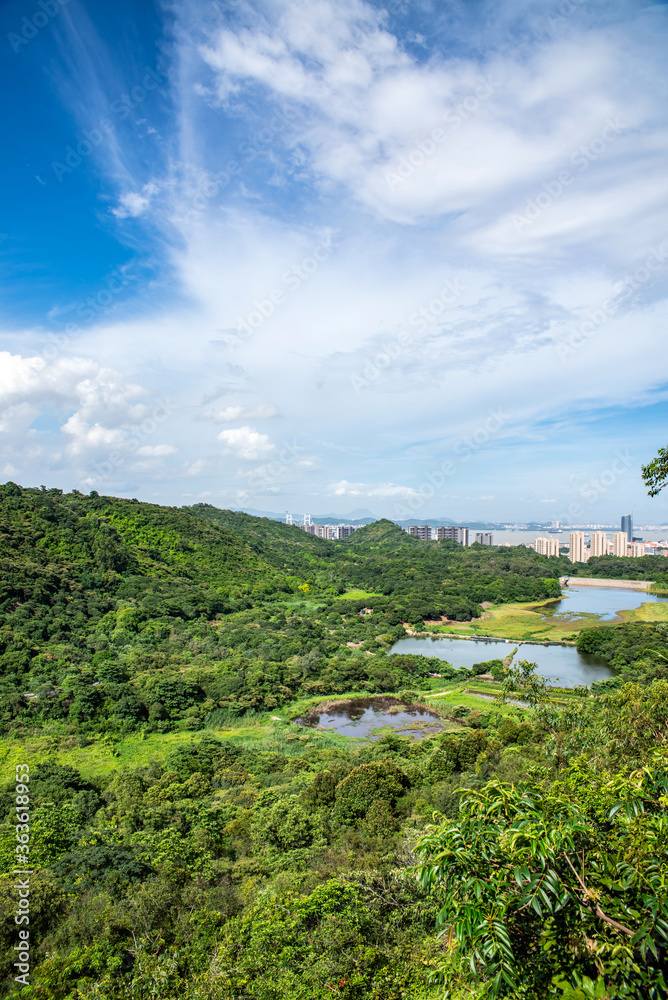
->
xmin=342 ymin=517 xmax=418 ymax=549
xmin=1 ymin=484 xmax=668 ymax=998
xmin=0 ymin=484 xmax=568 ymax=738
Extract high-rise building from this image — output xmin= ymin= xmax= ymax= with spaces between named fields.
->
xmin=535 ymin=537 xmax=560 ymax=557
xmin=336 ymin=525 xmax=355 ymax=539
xmin=621 ymin=514 xmax=633 ymax=542
xmin=436 ymin=526 xmax=469 ymax=545
xmin=612 ymin=531 xmax=628 ymax=557
xmin=569 ymin=531 xmax=585 ymax=563
xmin=475 ymin=532 xmax=493 ymax=545
xmin=408 ymin=525 xmax=431 ymax=540
xmin=590 ymin=531 xmax=608 ymax=557
xmin=629 ymin=542 xmax=645 ymax=558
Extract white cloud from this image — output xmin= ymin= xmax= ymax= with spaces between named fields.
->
xmin=136 ymin=444 xmax=177 ymax=457
xmin=199 ymin=9 xmax=663 ymax=239
xmin=61 ymin=413 xmax=127 ymax=454
xmin=218 ymin=425 xmax=275 ymax=460
xmin=3 ymin=0 xmax=668 ymax=522
xmin=332 ymin=479 xmax=420 ymax=498
xmin=203 ymin=403 xmax=278 ymax=421
xmin=112 ymin=182 xmax=160 ymax=219
xmin=185 ymin=459 xmax=206 ymax=476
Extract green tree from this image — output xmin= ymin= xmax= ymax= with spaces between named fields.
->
xmin=417 ymin=764 xmax=668 ymax=998
xmin=642 ymin=445 xmax=668 ymax=496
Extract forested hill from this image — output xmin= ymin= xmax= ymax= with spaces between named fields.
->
xmin=0 ymin=483 xmax=563 ymax=736
xmin=2 ymin=485 xmax=668 ymax=999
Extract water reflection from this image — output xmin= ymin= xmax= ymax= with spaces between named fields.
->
xmin=390 ymin=636 xmax=612 ymax=687
xmin=294 ymin=697 xmax=449 ymax=739
xmin=544 ymin=584 xmax=668 ymax=622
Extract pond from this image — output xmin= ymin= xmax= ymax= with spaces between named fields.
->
xmin=293 ymin=696 xmax=450 ymax=739
xmin=389 ymin=636 xmax=612 ymax=687
xmin=544 ymin=583 xmax=668 ymax=621
xmin=389 ymin=583 xmax=668 ymax=687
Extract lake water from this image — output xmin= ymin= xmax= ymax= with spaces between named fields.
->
xmin=546 ymin=584 xmax=668 ymax=621
xmin=390 ymin=635 xmax=612 ymax=687
xmin=294 ymin=697 xmax=449 ymax=739
xmin=388 ymin=582 xmax=668 ymax=687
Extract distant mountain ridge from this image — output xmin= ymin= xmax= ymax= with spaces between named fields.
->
xmin=228 ymin=506 xmax=499 ymax=528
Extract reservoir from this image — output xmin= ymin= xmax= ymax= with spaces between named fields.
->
xmin=544 ymin=583 xmax=668 ymax=621
xmin=389 ymin=635 xmax=612 ymax=687
xmin=389 ymin=584 xmax=668 ymax=687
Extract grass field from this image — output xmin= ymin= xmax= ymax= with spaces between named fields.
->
xmin=617 ymin=602 xmax=668 ymax=624
xmin=423 ymin=596 xmax=668 ymax=642
xmin=336 ymin=589 xmax=382 ymax=600
xmin=423 ymin=599 xmax=583 ymax=642
xmin=9 ymin=592 xmax=640 ymax=783
xmin=0 ymin=681 xmax=532 ymax=782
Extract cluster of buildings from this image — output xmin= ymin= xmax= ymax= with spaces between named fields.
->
xmin=566 ymin=531 xmax=647 ymax=563
xmin=286 ymin=513 xmax=356 ymax=539
xmin=406 ymin=526 xmax=493 ymax=545
xmin=535 ymin=515 xmax=667 ymax=562
xmin=285 ymin=513 xmax=494 ymax=546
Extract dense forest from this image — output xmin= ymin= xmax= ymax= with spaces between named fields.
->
xmin=570 ymin=554 xmax=668 ymax=585
xmin=1 ymin=483 xmax=667 ymax=998
xmin=0 ymin=484 xmax=563 ymax=737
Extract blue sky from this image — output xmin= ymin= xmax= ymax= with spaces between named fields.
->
xmin=1 ymin=0 xmax=668 ymax=524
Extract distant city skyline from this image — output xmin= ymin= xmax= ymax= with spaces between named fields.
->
xmin=279 ymin=507 xmax=668 ymax=531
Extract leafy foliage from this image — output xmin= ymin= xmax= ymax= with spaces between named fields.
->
xmin=577 ymin=623 xmax=668 ymax=684
xmin=3 ymin=482 xmax=668 ymax=997
xmin=0 ymin=484 xmax=566 ymax=736
xmin=418 ymin=681 xmax=668 ymax=998
xmin=642 ymin=444 xmax=668 ymax=497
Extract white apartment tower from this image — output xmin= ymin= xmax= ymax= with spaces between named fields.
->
xmin=475 ymin=532 xmax=493 ymax=545
xmin=535 ymin=537 xmax=560 ymax=557
xmin=569 ymin=531 xmax=586 ymax=563
xmin=408 ymin=525 xmax=432 ymax=540
xmin=436 ymin=526 xmax=469 ymax=545
xmin=612 ymin=532 xmax=628 ymax=558
xmin=590 ymin=531 xmax=608 ymax=557
xmin=630 ymin=542 xmax=646 ymax=558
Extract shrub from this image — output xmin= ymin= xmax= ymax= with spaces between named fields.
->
xmin=334 ymin=761 xmax=409 ymax=825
